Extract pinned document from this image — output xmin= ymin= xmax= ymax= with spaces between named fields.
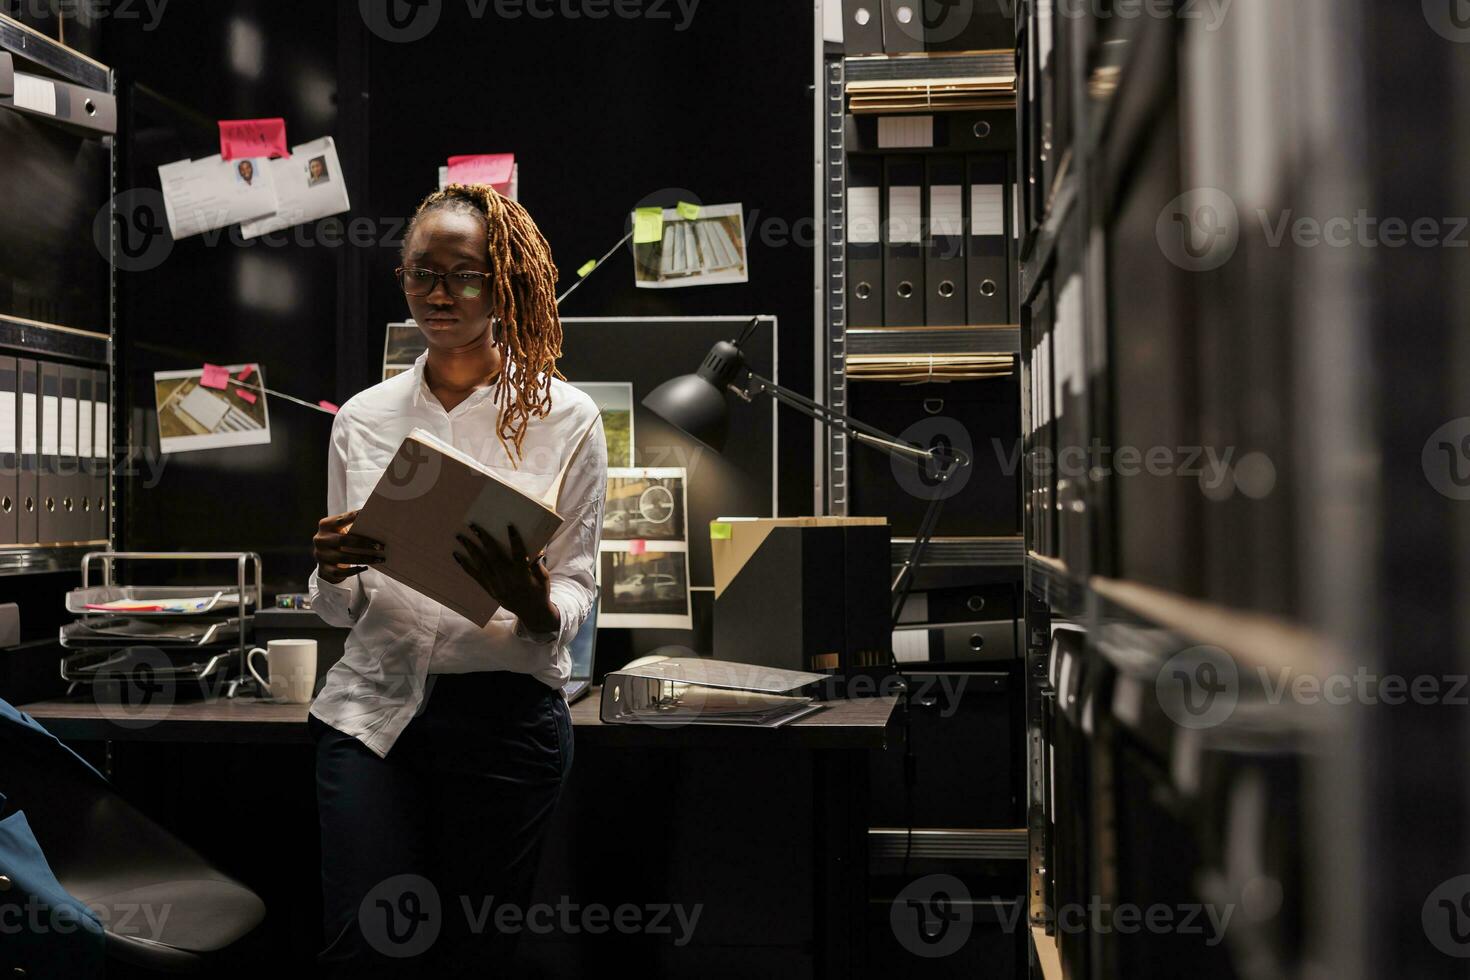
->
xmin=239 ymin=137 xmax=352 ymax=239
xmin=158 ymin=154 xmax=279 ymax=240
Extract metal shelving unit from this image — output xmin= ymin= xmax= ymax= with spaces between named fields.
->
xmin=0 ymin=11 xmax=116 ymax=572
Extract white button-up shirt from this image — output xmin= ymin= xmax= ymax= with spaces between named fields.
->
xmin=307 ymin=351 xmax=607 ymax=758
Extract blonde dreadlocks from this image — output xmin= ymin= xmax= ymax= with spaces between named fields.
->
xmin=405 ymin=183 xmax=563 ymax=461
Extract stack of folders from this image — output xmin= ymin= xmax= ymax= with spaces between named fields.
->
xmin=0 ymin=355 xmax=110 ymax=547
xmin=657 ymin=219 xmax=743 ymax=279
xmin=599 ymin=657 xmax=829 ymax=728
xmin=845 ymin=352 xmax=1015 ymax=382
xmin=847 ymin=150 xmax=1012 ymax=329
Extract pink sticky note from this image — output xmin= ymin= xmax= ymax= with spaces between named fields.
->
xmin=200 ymin=364 xmax=231 ymax=390
xmin=236 ymin=364 xmax=256 ymax=382
xmin=318 ymin=400 xmax=340 ymax=414
xmin=629 ymin=539 xmax=647 ymax=556
xmin=446 ymin=153 xmax=515 ymax=190
xmin=219 ymin=118 xmax=289 ymax=160
xmin=234 ymin=387 xmax=258 ymax=405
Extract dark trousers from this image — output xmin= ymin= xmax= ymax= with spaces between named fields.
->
xmin=309 ymin=670 xmax=573 ymax=979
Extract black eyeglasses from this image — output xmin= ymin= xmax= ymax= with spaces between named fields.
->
xmin=395 ymin=266 xmax=493 ymax=299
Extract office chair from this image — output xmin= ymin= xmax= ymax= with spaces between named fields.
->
xmin=0 ymin=700 xmax=266 ymax=976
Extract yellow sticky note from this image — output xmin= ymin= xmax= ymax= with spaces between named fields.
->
xmin=577 ymin=259 xmax=597 ymax=277
xmin=710 ymin=522 xmax=732 ymax=540
xmin=676 ymin=201 xmax=702 ymax=221
xmin=633 ymin=207 xmax=664 ymax=245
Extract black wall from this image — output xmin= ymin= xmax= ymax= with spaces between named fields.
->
xmin=102 ymin=0 xmax=817 ymax=597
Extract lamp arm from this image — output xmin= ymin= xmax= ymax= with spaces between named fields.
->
xmin=743 ymin=373 xmax=959 ymax=466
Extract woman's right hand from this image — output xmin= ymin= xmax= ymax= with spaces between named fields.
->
xmin=314 ymin=510 xmax=385 ymax=584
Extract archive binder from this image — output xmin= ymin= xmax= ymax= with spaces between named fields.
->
xmin=925 ymin=155 xmax=968 ymax=326
xmin=38 ymin=361 xmax=61 ymax=544
xmin=967 ymin=154 xmax=1010 ymax=325
xmin=0 ymin=356 xmax=16 ymax=545
xmin=91 ymin=367 xmax=109 ymax=542
xmin=58 ymin=365 xmax=78 ymax=542
xmin=846 ymin=154 xmax=885 ymax=327
xmin=77 ymin=369 xmax=96 ymax=542
xmin=841 ymin=0 xmax=885 ymax=55
xmin=883 ymin=155 xmax=925 ymax=327
xmin=18 ymin=358 xmax=38 ymax=545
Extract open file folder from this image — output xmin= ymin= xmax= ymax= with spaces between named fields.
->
xmin=599 ymin=658 xmax=829 ymax=728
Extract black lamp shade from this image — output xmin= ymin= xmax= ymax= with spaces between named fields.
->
xmin=642 ymin=372 xmax=730 ymax=453
xmin=642 ymin=339 xmax=750 ymax=453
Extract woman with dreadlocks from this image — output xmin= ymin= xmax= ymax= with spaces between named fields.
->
xmin=306 ymin=184 xmax=607 ymax=978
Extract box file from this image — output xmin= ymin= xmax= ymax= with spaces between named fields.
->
xmin=846 ymin=154 xmax=885 ymax=327
xmin=91 ymin=367 xmax=109 ymax=542
xmin=0 ymin=356 xmax=16 ymax=545
xmin=59 ymin=364 xmax=81 ymax=542
xmin=967 ymin=154 xmax=1010 ymax=325
xmin=879 ymin=0 xmax=924 ymax=53
xmin=841 ymin=0 xmax=886 ymax=55
xmin=18 ymin=359 xmax=38 ymax=545
xmin=38 ymin=361 xmax=60 ymax=544
xmin=883 ymin=155 xmax=925 ymax=327
xmin=925 ymin=155 xmax=968 ymax=326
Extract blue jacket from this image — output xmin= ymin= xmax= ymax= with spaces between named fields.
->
xmin=0 ymin=699 xmax=107 ymax=978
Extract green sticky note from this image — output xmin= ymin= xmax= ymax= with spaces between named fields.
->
xmin=710 ymin=522 xmax=732 ymax=540
xmin=577 ymin=259 xmax=597 ymax=277
xmin=633 ymin=207 xmax=664 ymax=245
xmin=676 ymin=201 xmax=702 ymax=221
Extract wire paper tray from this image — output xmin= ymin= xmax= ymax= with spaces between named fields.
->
xmin=59 ymin=616 xmax=244 ymax=647
xmin=65 ymin=586 xmax=253 ymax=616
xmin=60 ymin=647 xmax=238 ymax=685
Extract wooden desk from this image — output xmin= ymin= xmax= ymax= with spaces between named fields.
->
xmin=17 ymin=688 xmax=901 ymax=750
xmin=16 ymin=688 xmax=901 ymax=979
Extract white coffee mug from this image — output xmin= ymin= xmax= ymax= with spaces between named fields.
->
xmin=247 ymin=639 xmax=318 ymax=703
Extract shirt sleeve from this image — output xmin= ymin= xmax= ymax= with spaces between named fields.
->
xmin=508 ymin=411 xmax=607 ymax=647
xmin=308 ymin=408 xmax=365 ymax=629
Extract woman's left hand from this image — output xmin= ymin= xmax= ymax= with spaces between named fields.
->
xmin=453 ymin=523 xmax=559 ymax=633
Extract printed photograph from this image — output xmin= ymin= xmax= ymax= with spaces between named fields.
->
xmin=569 ymin=382 xmax=634 ymax=468
xmin=602 ymin=468 xmax=686 ymax=541
xmin=307 ymin=155 xmax=331 ymax=186
xmin=632 ymin=203 xmax=749 ymax=289
xmin=598 ymin=549 xmax=691 ymax=626
xmin=154 ymin=364 xmax=271 ymax=454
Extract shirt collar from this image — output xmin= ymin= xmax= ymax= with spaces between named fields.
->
xmin=410 ymin=350 xmax=430 ymax=409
